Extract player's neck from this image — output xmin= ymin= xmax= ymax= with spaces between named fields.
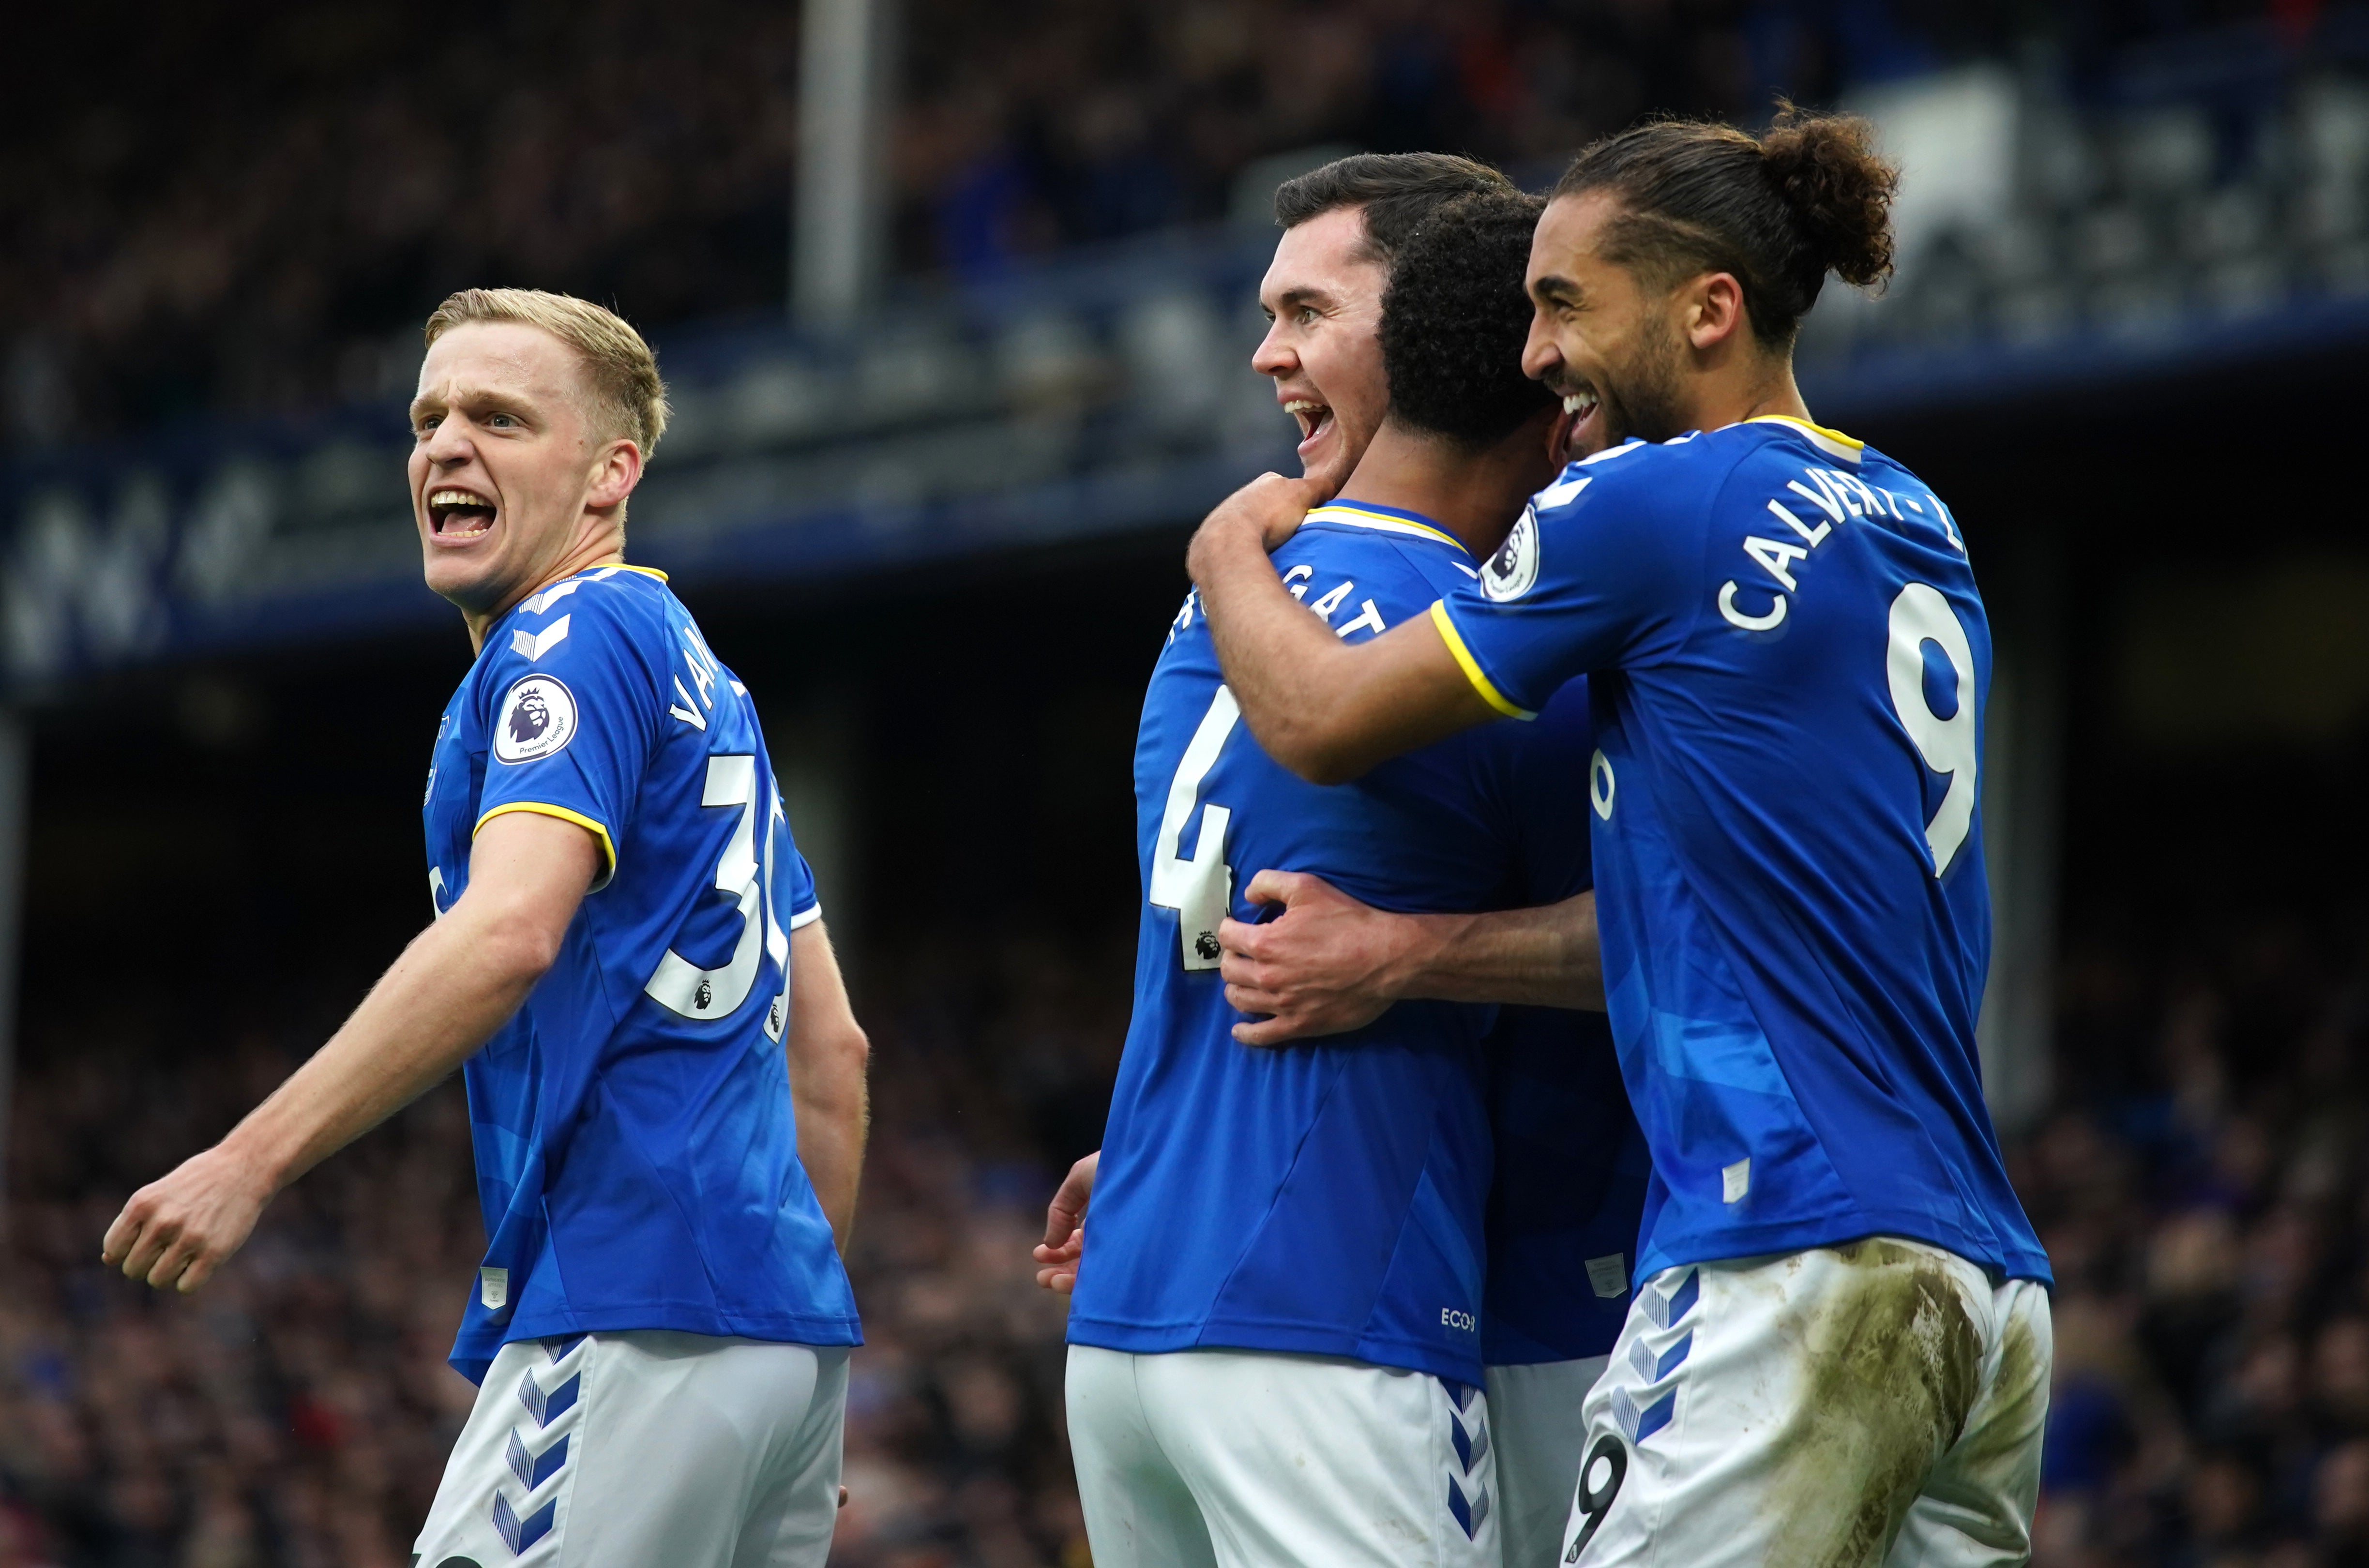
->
xmin=1335 ymin=420 xmax=1554 ymax=561
xmin=1682 ymin=352 xmax=1813 ymax=436
xmin=458 ymin=529 xmax=630 ymax=651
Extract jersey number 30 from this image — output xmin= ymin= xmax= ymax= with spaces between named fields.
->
xmin=645 ymin=753 xmax=794 ymax=1029
xmin=1150 ymin=686 xmax=1242 ymax=971
xmin=1886 ymin=582 xmax=1978 ymax=878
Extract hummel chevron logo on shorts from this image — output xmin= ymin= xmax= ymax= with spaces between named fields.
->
xmin=1445 ymin=1380 xmax=1493 ymax=1540
xmin=490 ymin=1336 xmax=588 ymax=1555
xmin=1614 ymin=1268 xmax=1700 ymax=1445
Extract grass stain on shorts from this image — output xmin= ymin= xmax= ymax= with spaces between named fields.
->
xmin=1761 ymin=1240 xmax=1983 ymax=1568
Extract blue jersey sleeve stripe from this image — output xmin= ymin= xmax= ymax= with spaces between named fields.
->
xmin=787 ymin=902 xmax=823 ymax=929
xmin=1429 ymin=601 xmax=1535 ymax=720
xmin=474 ymin=801 xmax=619 ymax=887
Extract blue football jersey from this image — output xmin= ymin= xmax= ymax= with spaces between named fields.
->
xmin=422 ymin=564 xmax=860 ymax=1383
xmin=1479 ymin=681 xmax=1653 ymax=1366
xmin=1069 ymin=502 xmax=1629 ymax=1386
xmin=1483 ymin=1004 xmax=1652 ymax=1364
xmin=1433 ymin=417 xmax=2049 ymax=1287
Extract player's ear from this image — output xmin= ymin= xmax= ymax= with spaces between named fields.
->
xmin=1684 ymin=271 xmax=1747 ymax=352
xmin=586 ymin=438 xmax=643 ymax=511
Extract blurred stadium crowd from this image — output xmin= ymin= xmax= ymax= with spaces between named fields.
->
xmin=3 ymin=2 xmax=2363 ymax=1568
xmin=0 ymin=930 xmax=1129 ymax=1568
xmin=0 ymin=0 xmax=2293 ymax=444
xmin=0 ymin=908 xmax=2363 ymax=1568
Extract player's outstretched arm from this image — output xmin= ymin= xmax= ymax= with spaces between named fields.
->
xmin=100 ymin=811 xmax=598 ymax=1293
xmin=1217 ymin=872 xmax=1605 ymax=1046
xmin=1032 ymin=1150 xmax=1097 ymax=1295
xmin=784 ymin=919 xmax=869 ymax=1253
xmin=1188 ymin=475 xmax=1502 ymax=784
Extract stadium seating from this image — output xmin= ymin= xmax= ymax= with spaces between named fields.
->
xmin=6 ymin=5 xmax=2369 ymax=1565
xmin=0 ymin=930 xmax=1129 ymax=1567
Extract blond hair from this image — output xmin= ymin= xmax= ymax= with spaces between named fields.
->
xmin=423 ymin=288 xmax=671 ymax=456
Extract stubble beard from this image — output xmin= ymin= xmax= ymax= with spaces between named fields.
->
xmin=1600 ymin=313 xmax=1690 ymax=446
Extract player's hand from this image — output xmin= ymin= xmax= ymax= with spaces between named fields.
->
xmin=1196 ymin=472 xmax=1330 ymax=556
xmin=1219 ymin=870 xmax=1416 ymax=1047
xmin=1032 ymin=1150 xmax=1098 ymax=1294
xmin=100 ymin=1144 xmax=274 ymax=1294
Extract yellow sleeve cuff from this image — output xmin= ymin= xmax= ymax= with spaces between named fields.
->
xmin=1429 ymin=601 xmax=1534 ymax=720
xmin=475 ymin=801 xmax=619 ymax=889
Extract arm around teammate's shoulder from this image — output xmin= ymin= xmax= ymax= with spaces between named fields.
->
xmin=1188 ymin=475 xmax=1503 ymax=784
xmin=99 ymin=809 xmax=600 ymax=1294
xmin=785 ymin=919 xmax=869 ymax=1253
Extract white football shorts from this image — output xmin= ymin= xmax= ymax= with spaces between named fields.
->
xmin=1486 ymin=1356 xmax=1608 ymax=1568
xmin=1066 ymin=1345 xmax=1498 ymax=1568
xmin=410 ymin=1330 xmax=848 ymax=1568
xmin=1562 ymin=1236 xmax=2051 ymax=1568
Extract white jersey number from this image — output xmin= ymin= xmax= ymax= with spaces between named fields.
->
xmin=647 ymin=753 xmax=776 ymax=1020
xmin=1149 ymin=686 xmax=1241 ymax=970
xmin=1885 ymin=583 xmax=1978 ymax=878
xmin=758 ymin=792 xmax=794 ymax=1041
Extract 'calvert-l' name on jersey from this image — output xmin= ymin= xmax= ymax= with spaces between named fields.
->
xmin=1435 ymin=418 xmax=2049 ymax=1289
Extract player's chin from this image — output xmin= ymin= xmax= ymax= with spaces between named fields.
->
xmin=1297 ymin=427 xmax=1352 ymax=495
xmin=422 ymin=548 xmax=504 ymax=604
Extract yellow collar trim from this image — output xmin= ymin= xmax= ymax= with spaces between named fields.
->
xmin=611 ymin=563 xmax=669 ymax=582
xmin=1303 ymin=504 xmax=1471 ymax=557
xmin=1747 ymin=414 xmax=1864 ymax=460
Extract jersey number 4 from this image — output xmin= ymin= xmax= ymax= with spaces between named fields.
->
xmin=1150 ymin=686 xmax=1241 ymax=971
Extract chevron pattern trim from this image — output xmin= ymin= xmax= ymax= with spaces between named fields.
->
xmin=490 ymin=1491 xmax=556 ymax=1555
xmin=488 ymin=1337 xmax=588 ymax=1557
xmin=1611 ymin=1381 xmax=1678 ymax=1445
xmin=1629 ymin=1327 xmax=1695 ymax=1386
xmin=1638 ymin=1267 xmax=1700 ymax=1331
xmin=505 ymin=1430 xmax=569 ymax=1492
xmin=513 ymin=1366 xmax=581 ymax=1428
xmin=1445 ymin=1380 xmax=1492 ymax=1540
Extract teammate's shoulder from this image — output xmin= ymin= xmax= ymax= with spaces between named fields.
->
xmin=1284 ymin=502 xmax=1478 ymax=595
xmin=478 ymin=566 xmax=685 ymax=705
xmin=1703 ymin=416 xmax=1879 ymax=487
xmin=1527 ymin=434 xmax=1741 ymax=524
xmin=1288 ymin=502 xmax=1460 ymax=561
xmin=508 ymin=563 xmax=674 ymax=642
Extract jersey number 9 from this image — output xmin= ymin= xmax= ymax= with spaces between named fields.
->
xmin=1885 ymin=583 xmax=1979 ymax=879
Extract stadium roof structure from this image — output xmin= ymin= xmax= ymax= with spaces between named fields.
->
xmin=2 ymin=177 xmax=2366 ymax=692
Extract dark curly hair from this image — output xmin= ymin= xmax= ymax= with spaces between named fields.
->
xmin=1553 ymin=104 xmax=1899 ymax=348
xmin=1378 ymin=190 xmax=1554 ymax=450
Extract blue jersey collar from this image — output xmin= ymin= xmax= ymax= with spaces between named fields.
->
xmin=1743 ymin=415 xmax=1864 ymax=465
xmin=1301 ymin=500 xmax=1473 ymax=558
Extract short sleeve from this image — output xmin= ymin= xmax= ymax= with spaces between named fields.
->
xmin=783 ymin=844 xmax=821 ymax=929
xmin=473 ymin=595 xmax=663 ymax=887
xmin=1431 ymin=456 xmax=1699 ymax=718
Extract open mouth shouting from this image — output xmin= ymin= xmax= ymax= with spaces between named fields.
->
xmin=1283 ymin=397 xmax=1334 ymax=460
xmin=426 ymin=488 xmax=498 ymax=541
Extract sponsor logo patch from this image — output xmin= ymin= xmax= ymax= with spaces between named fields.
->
xmin=1480 ymin=505 xmax=1539 ymax=601
xmin=493 ymin=676 xmax=579 ymax=765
